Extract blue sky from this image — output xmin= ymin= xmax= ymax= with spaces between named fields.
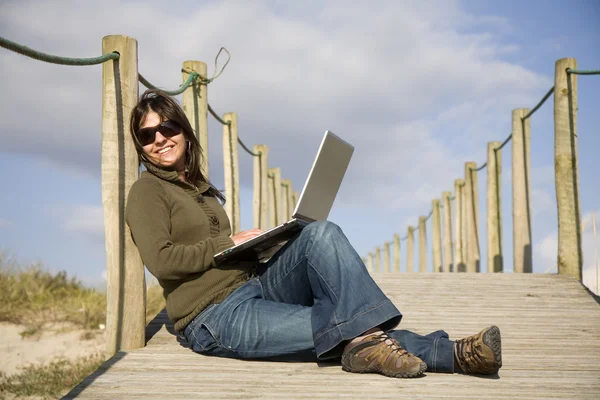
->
xmin=0 ymin=0 xmax=599 ymax=292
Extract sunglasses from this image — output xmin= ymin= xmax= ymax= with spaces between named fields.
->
xmin=136 ymin=120 xmax=182 ymax=146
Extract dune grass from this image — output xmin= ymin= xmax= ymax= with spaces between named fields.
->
xmin=0 ymin=354 xmax=105 ymax=399
xmin=0 ymin=253 xmax=107 ymax=337
xmin=0 ymin=252 xmax=166 ymax=397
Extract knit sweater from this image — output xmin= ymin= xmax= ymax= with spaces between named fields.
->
xmin=125 ymin=163 xmax=255 ymax=332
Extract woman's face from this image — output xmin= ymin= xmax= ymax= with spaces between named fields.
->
xmin=139 ymin=111 xmax=186 ymax=171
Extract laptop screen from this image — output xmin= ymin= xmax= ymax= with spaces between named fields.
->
xmin=292 ymin=131 xmax=354 ymax=221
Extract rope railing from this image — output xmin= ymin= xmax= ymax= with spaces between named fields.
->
xmin=368 ymin=65 xmax=600 ymax=272
xmin=139 ymin=71 xmax=200 ymax=96
xmin=568 ymin=68 xmax=600 ymax=75
xmin=0 ymin=35 xmax=119 ymax=65
xmin=462 ymin=85 xmax=554 ymax=175
xmin=522 ymin=86 xmax=554 ymax=121
xmin=207 ymin=103 xmax=231 ymax=125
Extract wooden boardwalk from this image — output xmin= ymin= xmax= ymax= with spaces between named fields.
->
xmin=66 ymin=273 xmax=600 ymax=399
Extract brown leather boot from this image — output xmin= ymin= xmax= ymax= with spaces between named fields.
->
xmin=341 ymin=333 xmax=427 ymax=378
xmin=454 ymin=326 xmax=502 ymax=374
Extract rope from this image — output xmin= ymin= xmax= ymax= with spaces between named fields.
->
xmin=522 ymin=86 xmax=554 ymax=121
xmin=138 ymin=71 xmax=199 ymax=96
xmin=567 ymin=68 xmax=600 ymax=75
xmin=207 ymin=103 xmax=231 ymax=125
xmin=238 ymin=138 xmax=259 ymax=157
xmin=0 ymin=35 xmax=119 ymax=65
xmin=139 ymin=47 xmax=231 ymax=95
xmin=497 ymin=133 xmax=513 ymax=151
xmin=424 ymin=209 xmax=434 ymax=222
xmin=472 ymin=162 xmax=488 ymax=172
xmin=208 ymin=47 xmax=231 ymax=82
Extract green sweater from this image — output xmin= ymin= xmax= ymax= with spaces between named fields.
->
xmin=125 ymin=163 xmax=255 ymax=332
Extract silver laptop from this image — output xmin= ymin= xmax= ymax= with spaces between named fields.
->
xmin=214 ymin=130 xmax=354 ymax=263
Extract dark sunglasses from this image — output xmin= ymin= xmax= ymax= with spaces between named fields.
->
xmin=136 ymin=120 xmax=182 ymax=146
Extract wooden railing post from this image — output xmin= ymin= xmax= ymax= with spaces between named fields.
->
xmin=407 ymin=226 xmax=415 ymax=272
xmin=432 ymin=199 xmax=442 ymax=272
xmin=419 ymin=217 xmax=427 ymax=272
xmin=487 ymin=142 xmax=503 ymax=272
xmin=292 ymin=191 xmax=299 ymax=209
xmin=383 ymin=241 xmax=390 ymax=272
xmin=513 ymin=108 xmax=532 ymax=273
xmin=267 ymin=168 xmax=281 ymax=229
xmin=280 ymin=179 xmax=293 ymax=221
xmin=223 ymin=113 xmax=240 ymax=234
xmin=454 ymin=179 xmax=466 ymax=272
xmin=393 ymin=234 xmax=400 ymax=272
xmin=280 ymin=180 xmax=290 ymax=222
xmin=465 ymin=162 xmax=481 ymax=272
xmin=375 ymin=246 xmax=381 ymax=272
xmin=442 ymin=191 xmax=453 ymax=272
xmin=101 ymin=35 xmax=145 ymax=356
xmin=182 ymin=60 xmax=208 ymax=175
xmin=368 ymin=252 xmax=374 ymax=272
xmin=554 ymin=58 xmax=582 ymax=280
xmin=253 ymin=145 xmax=268 ymax=230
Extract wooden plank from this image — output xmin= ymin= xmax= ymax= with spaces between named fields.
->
xmin=66 ymin=274 xmax=600 ymax=399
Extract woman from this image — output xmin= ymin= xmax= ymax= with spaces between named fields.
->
xmin=126 ymin=89 xmax=502 ymax=379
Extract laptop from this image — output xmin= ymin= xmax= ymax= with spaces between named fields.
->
xmin=214 ymin=130 xmax=354 ymax=263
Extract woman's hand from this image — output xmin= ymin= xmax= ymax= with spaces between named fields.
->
xmin=231 ymin=228 xmax=264 ymax=246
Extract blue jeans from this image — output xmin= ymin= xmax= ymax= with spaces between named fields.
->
xmin=183 ymin=221 xmax=455 ymax=373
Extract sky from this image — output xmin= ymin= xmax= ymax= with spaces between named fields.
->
xmin=0 ymin=0 xmax=599 ymax=293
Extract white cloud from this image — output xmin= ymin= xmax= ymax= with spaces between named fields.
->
xmin=50 ymin=205 xmax=105 ymax=243
xmin=0 ymin=0 xmax=551 ymax=212
xmin=531 ymin=189 xmax=554 ymax=217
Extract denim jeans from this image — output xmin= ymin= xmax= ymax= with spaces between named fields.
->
xmin=183 ymin=221 xmax=455 ymax=373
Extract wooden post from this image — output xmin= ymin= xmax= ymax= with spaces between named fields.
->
xmin=280 ymin=179 xmax=293 ymax=221
xmin=393 ymin=234 xmax=400 ymax=272
xmin=513 ymin=108 xmax=532 ymax=273
xmin=375 ymin=246 xmax=381 ymax=272
xmin=465 ymin=162 xmax=481 ymax=273
xmin=287 ymin=185 xmax=294 ymax=219
xmin=442 ymin=191 xmax=453 ymax=272
xmin=292 ymin=191 xmax=299 ymax=208
xmin=367 ymin=252 xmax=374 ymax=272
xmin=383 ymin=241 xmax=390 ymax=272
xmin=554 ymin=58 xmax=582 ymax=280
xmin=432 ymin=199 xmax=442 ymax=272
xmin=253 ymin=145 xmax=268 ymax=230
xmin=181 ymin=61 xmax=208 ymax=175
xmin=267 ymin=168 xmax=281 ymax=229
xmin=407 ymin=226 xmax=415 ymax=272
xmin=419 ymin=217 xmax=427 ymax=272
xmin=280 ymin=180 xmax=291 ymax=222
xmin=487 ymin=141 xmax=503 ymax=272
xmin=454 ymin=179 xmax=466 ymax=272
xmin=101 ymin=35 xmax=145 ymax=356
xmin=223 ymin=113 xmax=240 ymax=234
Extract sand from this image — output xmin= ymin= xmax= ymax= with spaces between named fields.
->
xmin=0 ymin=322 xmax=106 ymax=377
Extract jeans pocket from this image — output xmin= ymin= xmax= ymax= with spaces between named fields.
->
xmin=189 ymin=322 xmax=220 ymax=354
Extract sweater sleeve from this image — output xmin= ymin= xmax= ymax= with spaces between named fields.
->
xmin=125 ymin=179 xmax=235 ymax=280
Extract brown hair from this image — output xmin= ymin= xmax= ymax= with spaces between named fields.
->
xmin=130 ymin=89 xmax=225 ymax=203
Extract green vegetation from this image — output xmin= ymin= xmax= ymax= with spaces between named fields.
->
xmin=0 ymin=253 xmax=166 ymax=398
xmin=0 ymin=354 xmax=104 ymax=399
xmin=0 ymin=253 xmax=106 ymax=336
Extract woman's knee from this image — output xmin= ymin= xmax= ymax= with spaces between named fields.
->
xmin=303 ymin=220 xmax=343 ymax=240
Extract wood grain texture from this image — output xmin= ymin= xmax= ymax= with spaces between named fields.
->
xmin=67 ymin=274 xmax=600 ymax=399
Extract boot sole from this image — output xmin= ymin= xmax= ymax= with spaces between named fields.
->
xmin=482 ymin=325 xmax=502 ymax=372
xmin=342 ymin=361 xmax=427 ymax=379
